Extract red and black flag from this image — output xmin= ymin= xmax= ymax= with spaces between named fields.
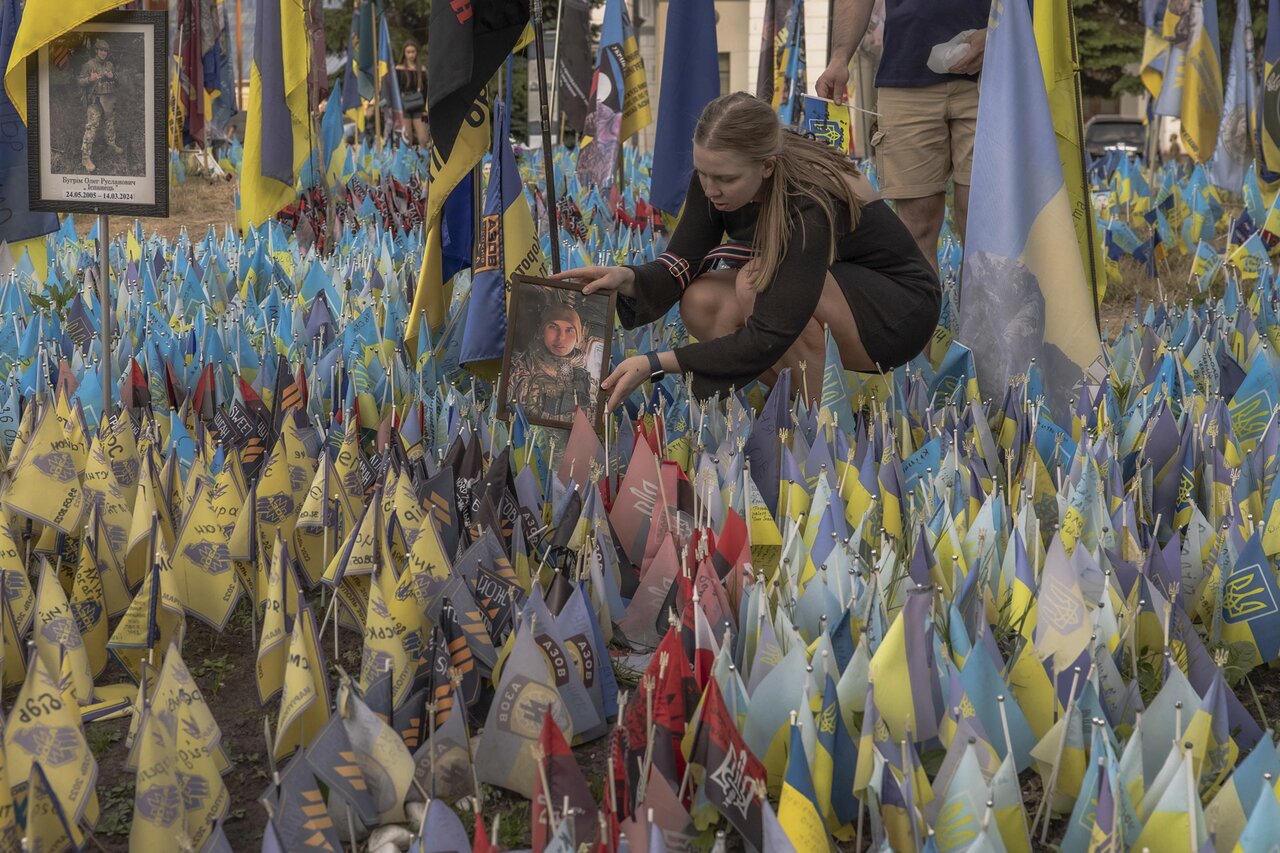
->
xmin=191 ymin=364 xmax=217 ymax=422
xmin=125 ymin=358 xmax=150 ymax=412
xmin=688 ymin=678 xmax=767 ymax=849
xmin=532 ymin=709 xmax=599 ymax=852
xmin=427 ymin=0 xmax=529 ymax=159
xmin=176 ymin=0 xmax=207 ymax=147
xmin=618 ymin=627 xmax=698 ymax=810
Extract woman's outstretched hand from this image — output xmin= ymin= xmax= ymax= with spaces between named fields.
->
xmin=599 ymin=354 xmax=652 ymax=413
xmin=550 ymin=266 xmax=637 ymax=298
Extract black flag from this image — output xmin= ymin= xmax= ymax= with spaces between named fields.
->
xmin=428 ymin=0 xmax=529 ymax=159
xmin=556 ymin=0 xmax=594 ymax=133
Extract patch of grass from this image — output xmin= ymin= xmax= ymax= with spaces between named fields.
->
xmin=97 ymin=782 xmax=135 ymax=837
xmin=454 ymin=786 xmax=533 ymax=849
xmin=228 ymin=748 xmax=273 ymax=782
xmin=227 ymin=598 xmax=256 ymax=635
xmin=190 ymin=653 xmax=236 ymax=695
xmin=86 ymin=726 xmax=122 ymax=761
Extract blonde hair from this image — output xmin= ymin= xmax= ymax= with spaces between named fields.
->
xmin=694 ymin=92 xmax=863 ymax=291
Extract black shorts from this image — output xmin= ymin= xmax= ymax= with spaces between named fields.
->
xmin=832 ymin=260 xmax=941 ymax=371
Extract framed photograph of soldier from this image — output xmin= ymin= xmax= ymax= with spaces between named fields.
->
xmin=497 ymin=275 xmax=615 ymax=433
xmin=26 ymin=10 xmax=169 ymax=217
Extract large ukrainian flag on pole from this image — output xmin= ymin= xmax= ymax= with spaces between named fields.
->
xmin=1259 ymin=0 xmax=1280 ymax=181
xmin=238 ymin=0 xmax=312 ymax=232
xmin=957 ymin=0 xmax=1101 ymax=415
xmin=1033 ymin=0 xmax=1105 ymax=310
xmin=1178 ymin=0 xmax=1222 ymax=163
xmin=3 ymin=0 xmax=119 ymax=122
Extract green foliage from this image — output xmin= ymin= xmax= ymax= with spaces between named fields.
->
xmin=191 ymin=653 xmax=237 ymax=696
xmin=1074 ymin=0 xmax=1145 ymax=99
xmin=1086 ymin=0 xmax=1267 ymax=102
xmin=29 ymin=278 xmax=82 ymax=315
xmin=87 ymin=726 xmax=122 ymax=761
xmin=98 ymin=783 xmax=136 ymax=837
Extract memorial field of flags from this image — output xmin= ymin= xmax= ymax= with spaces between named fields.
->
xmin=7 ymin=0 xmax=1280 ymax=850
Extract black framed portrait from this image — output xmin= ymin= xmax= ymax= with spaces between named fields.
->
xmin=27 ymin=10 xmax=169 ymax=217
xmin=497 ymin=275 xmax=615 ymax=433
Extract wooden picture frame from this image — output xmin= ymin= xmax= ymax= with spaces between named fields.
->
xmin=27 ymin=10 xmax=169 ymax=217
xmin=497 ymin=274 xmax=616 ymax=433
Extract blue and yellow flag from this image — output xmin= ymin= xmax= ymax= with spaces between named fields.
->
xmin=238 ymin=0 xmax=311 ymax=232
xmin=1140 ymin=0 xmax=1168 ymax=99
xmin=2 ymin=0 xmax=119 ymax=122
xmin=650 ymin=0 xmax=719 ymax=214
xmin=459 ymin=97 xmax=545 ymax=369
xmin=778 ymin=722 xmax=832 ymax=851
xmin=798 ymin=96 xmax=855 ymax=157
xmin=1207 ymin=0 xmax=1253 ymax=191
xmin=1262 ymin=0 xmax=1280 ymax=180
xmin=957 ymin=0 xmax=1101 ymax=414
xmin=773 ymin=0 xmax=807 ymax=125
xmin=407 ymin=98 xmax=492 ymax=346
xmin=1033 ymin=0 xmax=1106 ymax=307
xmin=0 ymin=0 xmax=57 ymax=246
xmin=1220 ymin=533 xmax=1280 ymax=662
xmin=1178 ymin=0 xmax=1222 ymax=163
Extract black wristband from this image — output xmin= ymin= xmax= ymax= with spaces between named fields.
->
xmin=645 ymin=351 xmax=664 ymax=382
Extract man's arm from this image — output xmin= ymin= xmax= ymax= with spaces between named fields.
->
xmin=815 ymin=0 xmax=876 ymax=104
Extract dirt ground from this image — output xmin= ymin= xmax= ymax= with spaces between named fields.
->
xmin=72 ymin=170 xmax=238 ymax=246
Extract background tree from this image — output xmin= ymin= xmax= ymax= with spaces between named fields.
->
xmin=1074 ymin=0 xmax=1144 ymax=98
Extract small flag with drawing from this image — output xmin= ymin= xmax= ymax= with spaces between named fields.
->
xmin=798 ymin=96 xmax=855 ymax=156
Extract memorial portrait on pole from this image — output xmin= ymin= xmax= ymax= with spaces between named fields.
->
xmin=27 ymin=11 xmax=168 ymax=216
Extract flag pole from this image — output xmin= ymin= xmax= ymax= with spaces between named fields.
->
xmin=373 ymin=1 xmax=383 ymax=147
xmin=549 ymin=0 xmax=566 ymax=147
xmin=234 ymin=0 xmax=244 ymax=112
xmin=98 ymin=212 xmax=111 ymax=422
xmin=531 ymin=0 xmax=562 ymax=273
xmin=1065 ymin=0 xmax=1102 ymax=335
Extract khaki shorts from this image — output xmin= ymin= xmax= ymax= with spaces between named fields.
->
xmin=871 ymin=80 xmax=979 ymax=199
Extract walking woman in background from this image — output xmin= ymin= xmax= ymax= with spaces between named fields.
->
xmin=554 ymin=92 xmax=941 ymax=409
xmin=397 ymin=41 xmax=429 ymax=147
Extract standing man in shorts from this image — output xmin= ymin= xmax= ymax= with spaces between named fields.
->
xmin=816 ymin=0 xmax=990 ymax=272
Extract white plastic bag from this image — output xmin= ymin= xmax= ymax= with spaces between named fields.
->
xmin=926 ymin=29 xmax=977 ymax=74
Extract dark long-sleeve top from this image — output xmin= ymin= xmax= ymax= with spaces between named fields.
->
xmin=396 ymin=65 xmax=425 ymax=95
xmin=620 ymin=172 xmax=936 ymax=399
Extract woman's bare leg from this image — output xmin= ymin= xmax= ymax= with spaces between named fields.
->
xmin=677 ymin=267 xmax=876 ymax=406
xmin=679 ymin=271 xmax=745 ymax=340
xmin=412 ymin=117 xmax=429 ymax=147
xmin=735 ymin=267 xmax=877 ymax=405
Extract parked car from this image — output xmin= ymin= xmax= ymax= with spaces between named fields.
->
xmin=1084 ymin=115 xmax=1146 ymax=159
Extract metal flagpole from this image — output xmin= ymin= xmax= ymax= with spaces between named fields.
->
xmin=549 ymin=0 xmax=566 ymax=147
xmin=531 ymin=0 xmax=562 ymax=273
xmin=99 ymin=213 xmax=111 ymax=421
xmin=234 ymin=0 xmax=244 ymax=112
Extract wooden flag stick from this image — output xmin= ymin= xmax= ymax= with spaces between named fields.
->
xmin=534 ymin=743 xmax=560 ymax=835
xmin=1032 ymin=665 xmax=1082 ymax=841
